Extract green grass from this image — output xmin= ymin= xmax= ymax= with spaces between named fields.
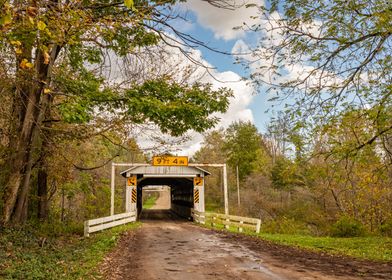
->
xmin=143 ymin=195 xmax=158 ymax=209
xmin=198 ymin=220 xmax=392 ymax=262
xmin=257 ymin=233 xmax=392 ymax=262
xmin=0 ymin=222 xmax=140 ymax=280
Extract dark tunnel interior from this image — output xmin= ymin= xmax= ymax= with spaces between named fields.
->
xmin=137 ymin=177 xmax=194 ymax=220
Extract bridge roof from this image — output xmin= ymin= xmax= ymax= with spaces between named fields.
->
xmin=120 ymin=165 xmax=211 ymax=178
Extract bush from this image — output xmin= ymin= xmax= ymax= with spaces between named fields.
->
xmin=261 ymin=216 xmax=311 ymax=235
xmin=380 ymin=219 xmax=392 ymax=237
xmin=330 ymin=216 xmax=366 ymax=237
xmin=284 ymin=200 xmax=330 ymax=236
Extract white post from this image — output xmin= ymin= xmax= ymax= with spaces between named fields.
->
xmin=125 ymin=181 xmax=131 ymax=212
xmin=223 ymin=164 xmax=229 ymax=215
xmin=236 ymin=165 xmax=240 ymax=208
xmin=193 ymin=178 xmax=201 ymax=213
xmin=110 ymin=162 xmax=115 ymax=216
xmin=199 ymin=176 xmax=205 ymax=212
xmin=125 ymin=175 xmax=138 ymax=213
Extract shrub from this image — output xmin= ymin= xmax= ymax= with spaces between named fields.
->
xmin=380 ymin=219 xmax=392 ymax=237
xmin=284 ymin=200 xmax=330 ymax=236
xmin=261 ymin=216 xmax=311 ymax=235
xmin=330 ymin=216 xmax=366 ymax=237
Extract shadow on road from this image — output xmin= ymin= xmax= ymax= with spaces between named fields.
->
xmin=139 ymin=209 xmax=187 ymax=221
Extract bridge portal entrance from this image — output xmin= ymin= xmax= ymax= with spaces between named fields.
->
xmin=120 ymin=165 xmax=210 ymax=219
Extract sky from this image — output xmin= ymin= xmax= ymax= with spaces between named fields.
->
xmin=137 ymin=1 xmax=276 ymax=156
xmin=177 ymin=1 xmax=270 ymax=131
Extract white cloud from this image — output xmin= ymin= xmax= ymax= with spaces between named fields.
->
xmin=111 ymin=36 xmax=255 ymax=157
xmin=177 ymin=65 xmax=255 ymax=157
xmin=231 ymin=12 xmax=343 ymax=94
xmin=183 ymin=0 xmax=262 ymax=41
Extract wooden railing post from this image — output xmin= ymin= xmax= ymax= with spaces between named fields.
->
xmin=84 ymin=220 xmax=90 ymax=237
xmin=256 ymin=220 xmax=261 ymax=234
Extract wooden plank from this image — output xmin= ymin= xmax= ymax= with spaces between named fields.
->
xmin=205 ymin=212 xmax=260 ymax=225
xmin=226 ymin=215 xmax=260 ymax=224
xmin=89 ymin=212 xmax=134 ymax=226
xmin=88 ymin=217 xmax=135 ymax=233
xmin=197 ymin=211 xmax=261 ymax=233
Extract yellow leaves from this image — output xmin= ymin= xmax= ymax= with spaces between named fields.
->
xmin=0 ymin=3 xmax=12 ymax=26
xmin=19 ymin=59 xmax=34 ymax=69
xmin=43 ymin=51 xmax=50 ymax=64
xmin=37 ymin=21 xmax=46 ymax=31
xmin=43 ymin=88 xmax=51 ymax=94
xmin=124 ymin=0 xmax=134 ymax=9
xmin=10 ymin=40 xmax=22 ymax=55
xmin=374 ymin=9 xmax=392 ymax=33
xmin=10 ymin=40 xmax=21 ymax=46
xmin=0 ymin=12 xmax=12 ymax=26
xmin=28 ymin=16 xmax=34 ymax=25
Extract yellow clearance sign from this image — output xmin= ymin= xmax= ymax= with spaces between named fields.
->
xmin=152 ymin=156 xmax=188 ymax=166
xmin=194 ymin=177 xmax=203 ymax=186
xmin=127 ymin=176 xmax=137 ymax=187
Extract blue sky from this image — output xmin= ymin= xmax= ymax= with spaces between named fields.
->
xmin=173 ymin=1 xmax=273 ymax=133
xmin=137 ymin=1 xmax=283 ymax=155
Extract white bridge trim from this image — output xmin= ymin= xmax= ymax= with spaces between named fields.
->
xmin=110 ymin=162 xmax=229 ymax=216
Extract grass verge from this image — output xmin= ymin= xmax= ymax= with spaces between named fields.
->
xmin=0 ymin=222 xmax=140 ymax=280
xmin=199 ymin=221 xmax=392 ymax=262
xmin=143 ymin=194 xmax=158 ymax=209
xmin=257 ymin=233 xmax=392 ymax=262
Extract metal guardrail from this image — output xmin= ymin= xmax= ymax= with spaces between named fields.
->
xmin=84 ymin=211 xmax=136 ymax=237
xmin=192 ymin=209 xmax=261 ymax=233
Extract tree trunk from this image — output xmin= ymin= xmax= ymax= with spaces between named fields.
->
xmin=2 ymin=88 xmax=42 ymax=224
xmin=2 ymin=46 xmax=60 ymax=225
xmin=13 ymin=94 xmax=51 ymax=222
xmin=12 ymin=140 xmax=36 ymax=223
xmin=37 ymin=167 xmax=49 ymax=220
xmin=61 ymin=189 xmax=65 ymax=222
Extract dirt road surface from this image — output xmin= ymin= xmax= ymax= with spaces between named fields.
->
xmin=100 ymin=210 xmax=392 ymax=280
xmin=150 ymin=189 xmax=170 ymax=210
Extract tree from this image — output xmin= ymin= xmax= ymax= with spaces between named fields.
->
xmin=271 ymin=157 xmax=304 ymax=190
xmin=0 ymin=0 xmax=234 ymax=224
xmin=193 ymin=130 xmax=227 ymax=164
xmin=223 ymin=121 xmax=268 ymax=180
xmin=243 ymin=0 xmax=392 ymax=158
xmin=192 ymin=130 xmax=227 ymax=211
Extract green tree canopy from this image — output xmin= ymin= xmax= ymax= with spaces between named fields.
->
xmin=224 ymin=121 xmax=267 ymax=180
xmin=0 ymin=0 xmax=235 ymax=224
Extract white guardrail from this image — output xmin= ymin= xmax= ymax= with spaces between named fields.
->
xmin=192 ymin=209 xmax=261 ymax=234
xmin=84 ymin=211 xmax=136 ymax=237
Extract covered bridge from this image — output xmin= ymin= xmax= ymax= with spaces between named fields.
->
xmin=120 ymin=165 xmax=210 ymax=219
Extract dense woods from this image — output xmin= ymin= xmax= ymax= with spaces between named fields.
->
xmin=195 ymin=120 xmax=392 ymax=237
xmin=193 ymin=0 xmax=392 ymax=237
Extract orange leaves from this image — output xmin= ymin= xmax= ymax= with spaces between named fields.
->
xmin=27 ymin=6 xmax=38 ymax=17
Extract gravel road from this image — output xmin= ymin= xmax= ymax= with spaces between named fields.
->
xmin=100 ymin=210 xmax=392 ymax=280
